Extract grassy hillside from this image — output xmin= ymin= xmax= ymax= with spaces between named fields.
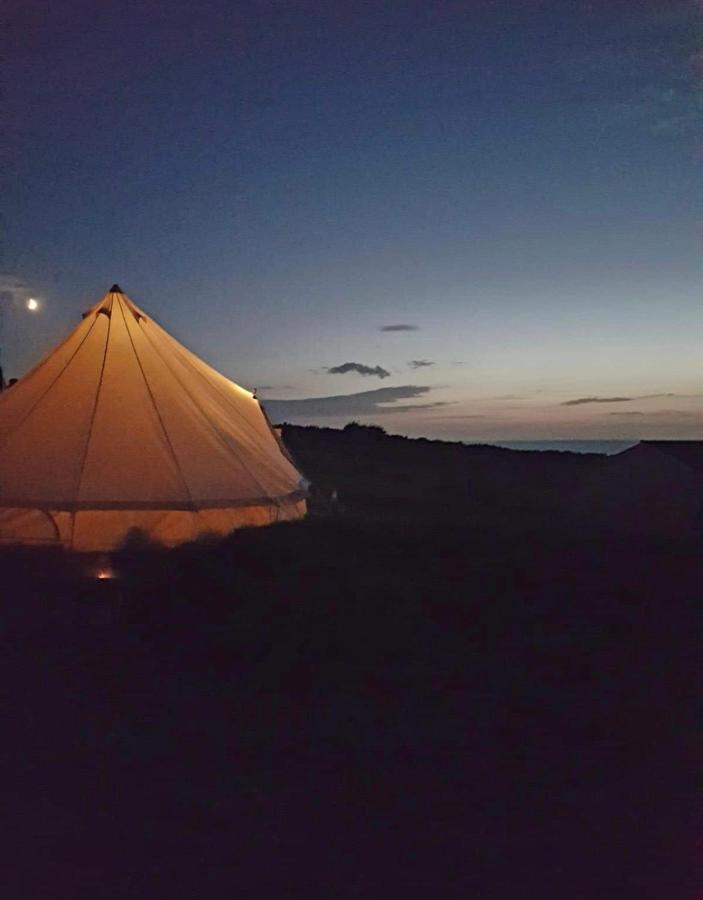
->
xmin=284 ymin=422 xmax=605 ymax=533
xmin=0 ymin=426 xmax=700 ymax=898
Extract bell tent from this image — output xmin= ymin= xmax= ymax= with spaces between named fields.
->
xmin=0 ymin=285 xmax=307 ymax=551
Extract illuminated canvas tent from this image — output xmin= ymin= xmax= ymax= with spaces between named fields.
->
xmin=0 ymin=285 xmax=306 ymax=551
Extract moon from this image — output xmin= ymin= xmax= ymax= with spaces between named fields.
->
xmin=27 ymin=298 xmax=38 ymax=311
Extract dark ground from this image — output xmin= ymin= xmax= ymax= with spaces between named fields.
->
xmin=1 ymin=424 xmax=701 ymax=898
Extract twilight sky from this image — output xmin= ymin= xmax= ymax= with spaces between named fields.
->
xmin=3 ymin=0 xmax=703 ymax=440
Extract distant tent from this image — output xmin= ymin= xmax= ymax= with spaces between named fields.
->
xmin=0 ymin=285 xmax=307 ymax=551
xmin=575 ymin=440 xmax=703 ymax=540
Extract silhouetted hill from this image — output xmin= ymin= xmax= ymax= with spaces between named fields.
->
xmin=0 ymin=426 xmax=701 ymax=898
xmin=282 ymin=422 xmax=604 ymax=535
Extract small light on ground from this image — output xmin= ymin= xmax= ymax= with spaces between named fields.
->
xmin=95 ymin=566 xmax=117 ymax=580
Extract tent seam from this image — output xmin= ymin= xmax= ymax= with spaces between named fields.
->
xmin=144 ymin=319 xmax=293 ymax=486
xmin=73 ymin=296 xmax=114 ymax=518
xmin=0 ymin=488 xmax=307 ymax=511
xmin=0 ymin=315 xmax=101 ymax=454
xmin=136 ymin=318 xmax=277 ymax=503
xmin=152 ymin=323 xmax=275 ymax=441
xmin=118 ymin=297 xmax=197 ymax=511
xmin=0 ymin=304 xmax=102 ymax=411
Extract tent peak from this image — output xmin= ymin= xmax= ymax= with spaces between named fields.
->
xmin=109 ymin=283 xmax=123 ymax=294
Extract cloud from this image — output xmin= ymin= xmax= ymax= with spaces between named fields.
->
xmin=380 ymin=324 xmax=419 ymax=332
xmin=408 ymin=359 xmax=435 ymax=369
xmin=0 ymin=274 xmax=30 ymax=307
xmin=562 ymin=396 xmax=633 ymax=407
xmin=431 ymin=414 xmax=490 ymax=420
xmin=595 ymin=84 xmax=702 ymax=138
xmin=653 ymin=112 xmax=700 ymax=134
xmin=606 ymin=409 xmax=701 ymax=420
xmin=328 ymin=362 xmax=391 ymax=379
xmin=263 ymin=385 xmax=447 ymax=421
xmin=562 ymin=392 xmax=690 ymax=407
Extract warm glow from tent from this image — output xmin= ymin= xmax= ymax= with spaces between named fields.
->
xmin=26 ymin=298 xmax=38 ymax=311
xmin=0 ymin=285 xmax=306 ymax=551
xmin=95 ymin=566 xmax=116 ymax=580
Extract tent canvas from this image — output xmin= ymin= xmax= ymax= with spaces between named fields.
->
xmin=0 ymin=285 xmax=306 ymax=551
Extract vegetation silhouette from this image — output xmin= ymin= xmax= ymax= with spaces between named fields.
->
xmin=0 ymin=425 xmax=701 ymax=898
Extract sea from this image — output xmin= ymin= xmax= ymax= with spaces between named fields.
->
xmin=472 ymin=440 xmax=638 ymax=456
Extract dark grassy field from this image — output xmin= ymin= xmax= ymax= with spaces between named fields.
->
xmin=1 ymin=425 xmax=701 ymax=898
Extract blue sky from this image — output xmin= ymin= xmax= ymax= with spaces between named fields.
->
xmin=3 ymin=0 xmax=703 ymax=439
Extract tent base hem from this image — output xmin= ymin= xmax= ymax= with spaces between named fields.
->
xmin=0 ymin=498 xmax=307 ymax=552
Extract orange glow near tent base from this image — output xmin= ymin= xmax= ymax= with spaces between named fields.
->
xmin=95 ymin=567 xmax=116 ymax=581
xmin=88 ymin=556 xmax=118 ymax=581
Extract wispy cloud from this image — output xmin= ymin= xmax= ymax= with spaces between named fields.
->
xmin=408 ymin=359 xmax=434 ymax=369
xmin=561 ymin=0 xmax=702 ymax=140
xmin=562 ymin=396 xmax=634 ymax=407
xmin=263 ymin=385 xmax=447 ymax=421
xmin=327 ymin=362 xmax=390 ymax=379
xmin=643 ymin=2 xmax=695 ymax=29
xmin=649 ymin=85 xmax=702 ymax=136
xmin=380 ymin=324 xmax=419 ymax=332
xmin=561 ymin=393 xmax=685 ymax=407
xmin=605 ymin=409 xmax=701 ymax=420
xmin=0 ymin=274 xmax=30 ymax=307
xmin=431 ymin=414 xmax=490 ymax=420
